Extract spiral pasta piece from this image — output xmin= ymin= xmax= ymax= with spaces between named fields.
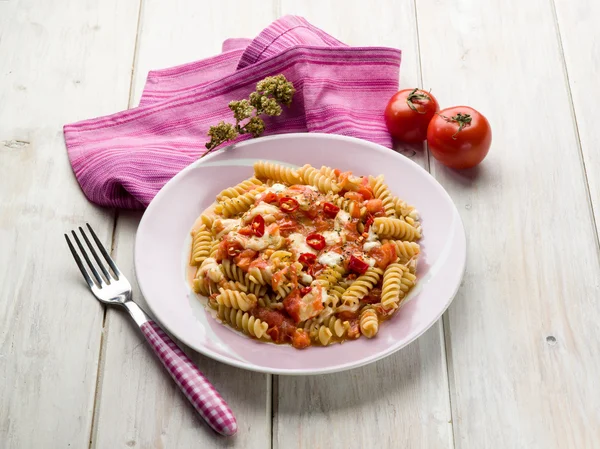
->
xmin=221 ymin=259 xmax=246 ymax=283
xmin=190 ymin=226 xmax=212 ymax=266
xmin=329 ymin=195 xmax=366 ymax=219
xmin=372 ymin=217 xmax=421 ymax=241
xmin=217 ymin=305 xmax=270 ymax=339
xmin=216 ymin=177 xmax=262 ymax=202
xmin=298 ymin=164 xmax=341 ymax=193
xmin=399 ymin=268 xmax=417 ymax=300
xmin=316 ymin=325 xmax=333 ymax=345
xmin=319 ymin=165 xmax=338 ymax=179
xmin=382 ymin=240 xmax=421 ymax=265
xmin=341 ymin=267 xmax=384 ymax=309
xmin=216 ymin=185 xmax=266 ymax=218
xmin=254 ymin=161 xmax=302 ymax=185
xmin=380 ymin=263 xmax=403 ymax=311
xmin=200 ymin=213 xmax=215 ymax=230
xmin=305 ymin=315 xmax=350 ymax=340
xmin=258 ymin=295 xmax=284 ymax=310
xmin=359 ymin=308 xmax=379 ymax=338
xmin=215 ymin=288 xmax=257 ymax=311
xmin=369 ymin=175 xmax=396 ymax=217
xmin=247 ymin=265 xmax=273 ymax=286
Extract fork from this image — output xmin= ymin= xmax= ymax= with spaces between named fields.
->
xmin=65 ymin=223 xmax=237 ymax=437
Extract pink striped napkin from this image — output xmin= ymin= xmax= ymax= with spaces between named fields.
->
xmin=64 ymin=16 xmax=401 ymax=209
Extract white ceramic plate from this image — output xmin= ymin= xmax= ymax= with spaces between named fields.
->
xmin=135 ymin=133 xmax=466 ymax=375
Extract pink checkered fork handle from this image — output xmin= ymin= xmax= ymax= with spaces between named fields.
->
xmin=140 ymin=321 xmax=237 ymax=435
xmin=64 ymin=223 xmax=237 ymax=437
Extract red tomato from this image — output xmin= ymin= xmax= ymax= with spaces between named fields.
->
xmin=298 ymin=253 xmax=317 ymax=266
xmin=278 ymin=220 xmax=299 ymax=237
xmin=348 ymin=255 xmax=369 ymax=274
xmin=291 ymin=329 xmax=311 ymax=349
xmin=234 ymin=249 xmax=258 ymax=271
xmin=362 ymin=287 xmax=383 ymax=304
xmin=385 ymin=88 xmax=440 ymax=143
xmin=366 ymin=199 xmax=383 ymax=214
xmin=303 ymin=208 xmax=319 ymax=219
xmin=323 ymin=202 xmax=340 ymax=217
xmin=356 ymin=186 xmax=373 ymax=200
xmin=306 ymin=233 xmax=326 ymax=251
xmin=279 ymin=197 xmax=299 ymax=213
xmin=427 ymin=106 xmax=492 ymax=169
xmin=225 ymin=240 xmax=243 ymax=257
xmin=344 ymin=191 xmax=364 ymax=203
xmin=368 ymin=242 xmax=397 ymax=269
xmin=237 ymin=226 xmax=253 ymax=236
xmin=262 ymin=192 xmax=278 ymax=203
xmin=250 ymin=215 xmax=265 ymax=237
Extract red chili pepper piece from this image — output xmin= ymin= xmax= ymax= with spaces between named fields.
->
xmin=298 ymin=253 xmax=317 ymax=266
xmin=348 ymin=255 xmax=369 ymax=274
xmin=322 ymin=202 xmax=340 ymax=218
xmin=279 ymin=197 xmax=299 ymax=213
xmin=251 ymin=214 xmax=265 ymax=237
xmin=262 ymin=192 xmax=278 ymax=204
xmin=305 ymin=232 xmax=326 ymax=251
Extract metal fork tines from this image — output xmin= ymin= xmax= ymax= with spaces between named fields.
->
xmin=65 ymin=223 xmax=131 ymax=304
xmin=64 ymin=223 xmax=238 ymax=436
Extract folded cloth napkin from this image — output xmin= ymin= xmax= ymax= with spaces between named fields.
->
xmin=64 ymin=15 xmax=401 ymax=209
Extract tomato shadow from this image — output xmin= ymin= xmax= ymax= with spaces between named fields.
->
xmin=434 ymin=162 xmax=488 ymax=188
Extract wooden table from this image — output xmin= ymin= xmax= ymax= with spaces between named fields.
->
xmin=2 ymin=0 xmax=599 ymax=447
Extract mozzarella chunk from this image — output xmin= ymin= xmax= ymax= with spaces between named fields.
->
xmin=318 ymin=251 xmax=343 ymax=267
xmin=363 ymin=241 xmax=381 ymax=252
xmin=296 ymin=285 xmax=326 ymax=321
xmin=243 ymin=201 xmax=282 ymax=223
xmin=212 ymin=218 xmax=241 ymax=239
xmin=300 ymin=273 xmax=313 ymax=285
xmin=266 ymin=183 xmax=287 ymax=194
xmin=334 ymin=210 xmax=351 ymax=230
xmin=322 ymin=230 xmax=343 ymax=246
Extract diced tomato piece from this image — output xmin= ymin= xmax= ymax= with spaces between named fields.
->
xmin=291 ymin=329 xmax=311 ymax=349
xmin=225 ymin=239 xmax=243 ymax=257
xmin=313 ymin=216 xmax=331 ymax=232
xmin=334 ymin=168 xmax=342 ymax=177
xmin=344 ymin=191 xmax=364 ymax=203
xmin=234 ymin=249 xmax=258 ymax=271
xmin=337 ymin=311 xmax=359 ymax=321
xmin=344 ymin=220 xmax=361 ymax=241
xmin=366 ymin=199 xmax=384 ymax=214
xmin=303 ymin=208 xmax=319 ymax=219
xmin=347 ymin=320 xmax=361 ymax=339
xmin=251 ymin=214 xmax=265 ymax=237
xmin=278 ymin=220 xmax=299 ymax=237
xmin=238 ymin=226 xmax=253 ymax=236
xmin=253 ymin=307 xmax=286 ymax=327
xmin=368 ymin=242 xmax=397 ymax=269
xmin=306 ymin=233 xmax=326 ymax=251
xmin=357 ymin=184 xmax=374 ymax=200
xmin=262 ymin=192 xmax=279 ymax=203
xmin=362 ymin=287 xmax=382 ymax=304
xmin=283 ymin=290 xmax=303 ymax=323
xmin=348 ymin=255 xmax=369 ymax=274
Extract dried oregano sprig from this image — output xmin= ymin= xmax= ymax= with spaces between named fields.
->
xmin=205 ymin=74 xmax=296 ymax=152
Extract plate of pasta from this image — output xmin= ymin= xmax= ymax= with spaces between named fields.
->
xmin=135 ymin=133 xmax=465 ymax=374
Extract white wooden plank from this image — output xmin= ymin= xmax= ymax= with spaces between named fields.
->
xmin=275 ymin=3 xmax=453 ymax=449
xmin=92 ymin=3 xmax=277 ymax=447
xmin=415 ymin=0 xmax=600 ymax=447
xmin=553 ymin=0 xmax=600 ymax=241
xmin=0 ymin=0 xmax=140 ymax=448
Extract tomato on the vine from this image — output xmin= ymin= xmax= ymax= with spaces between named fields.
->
xmin=427 ymin=106 xmax=492 ymax=169
xmin=384 ymin=88 xmax=440 ymax=143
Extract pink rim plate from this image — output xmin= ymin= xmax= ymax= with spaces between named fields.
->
xmin=134 ymin=133 xmax=466 ymax=375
